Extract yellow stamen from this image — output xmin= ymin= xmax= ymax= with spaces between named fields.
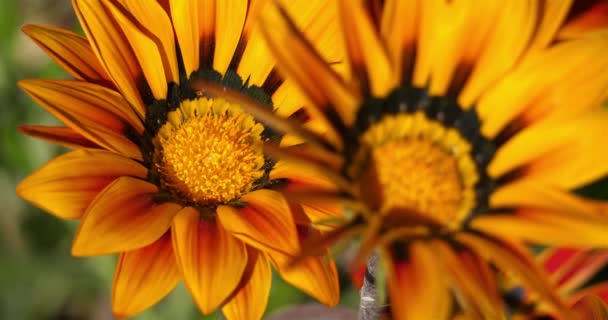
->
xmin=354 ymin=112 xmax=478 ymax=228
xmin=154 ymin=97 xmax=265 ymax=205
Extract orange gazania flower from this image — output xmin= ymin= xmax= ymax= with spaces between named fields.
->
xmin=16 ymin=0 xmax=342 ymax=319
xmin=251 ymin=0 xmax=608 ymax=319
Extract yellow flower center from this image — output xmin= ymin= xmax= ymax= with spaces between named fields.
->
xmin=153 ymin=97 xmax=265 ymax=206
xmin=354 ymin=112 xmax=478 ymax=228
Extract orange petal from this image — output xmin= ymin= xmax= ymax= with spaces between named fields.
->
xmin=222 ymin=250 xmax=271 ymax=320
xmin=571 ymin=283 xmax=608 ymax=308
xmin=217 ymin=189 xmax=299 ymax=256
xmin=17 ymin=149 xmax=146 ymax=220
xmin=112 ymin=232 xmax=180 ymax=318
xmin=572 ymin=295 xmax=608 ymax=320
xmin=198 ymin=0 xmax=216 ymax=66
xmin=383 ymin=241 xmax=452 ymax=320
xmin=526 ymin=0 xmax=574 ymax=52
xmin=19 ymin=79 xmax=143 ymax=159
xmin=18 ymin=125 xmax=98 ymax=149
xmin=557 ymin=251 xmax=608 ymax=294
xmin=72 ymin=0 xmax=146 ymax=118
xmin=172 ymin=208 xmax=248 ymax=314
xmin=430 ymin=241 xmax=502 ymax=319
xmin=71 ymin=177 xmax=182 ymax=256
xmin=269 ymin=251 xmax=340 ymax=307
xmin=21 ymin=24 xmax=111 ymax=84
xmin=107 ymin=0 xmax=179 ymax=99
xmin=380 ymin=0 xmax=419 ymax=82
xmin=457 ymin=233 xmax=570 ymax=316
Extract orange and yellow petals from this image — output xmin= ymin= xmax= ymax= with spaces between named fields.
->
xmin=72 ymin=0 xmax=146 ymax=118
xmin=269 ymin=251 xmax=340 ymax=307
xmin=478 ymin=35 xmax=608 ymax=139
xmin=18 ymin=79 xmax=143 ymax=159
xmin=17 ymin=149 xmax=146 ymax=220
xmin=198 ymin=0 xmax=216 ymax=66
xmin=22 ymin=24 xmax=111 ymax=84
xmin=489 ymin=109 xmax=608 ymax=189
xmin=261 ymin=3 xmax=360 ymax=126
xmin=107 ymin=0 xmax=179 ymax=99
xmin=338 ymin=0 xmax=395 ymax=97
xmin=526 ymin=0 xmax=574 ymax=51
xmin=18 ymin=125 xmax=98 ymax=149
xmin=571 ymin=294 xmax=608 ymax=320
xmin=270 ymin=159 xmax=338 ymax=192
xmin=430 ymin=241 xmax=502 ymax=319
xmin=217 ymin=189 xmax=300 ymax=256
xmin=71 ymin=177 xmax=182 ymax=256
xmin=559 ymin=1 xmax=608 ymax=39
xmin=458 ymin=0 xmax=538 ymax=107
xmin=212 ymin=0 xmax=247 ymax=74
xmin=490 ymin=182 xmax=608 ymax=217
xmin=456 ymin=234 xmax=570 ymax=316
xmin=380 ymin=0 xmax=419 ymax=81
xmin=417 ymin=1 xmax=503 ymax=97
xmin=382 ymin=241 xmax=451 ymax=320
xmin=472 ymin=209 xmax=608 ymax=248
xmin=172 ymin=207 xmax=248 ymax=314
xmin=222 ymin=251 xmax=271 ymax=320
xmin=112 ymin=233 xmax=180 ymax=318
xmin=170 ymin=0 xmax=200 ymax=76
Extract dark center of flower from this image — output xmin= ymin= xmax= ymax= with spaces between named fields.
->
xmin=346 ymin=85 xmax=497 ymax=228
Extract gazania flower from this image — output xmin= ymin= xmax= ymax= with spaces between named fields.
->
xmin=250 ymin=0 xmax=608 ymax=318
xmin=16 ymin=0 xmax=342 ymax=318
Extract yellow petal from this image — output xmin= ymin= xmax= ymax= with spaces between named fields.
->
xmin=170 ymin=0 xmax=200 ymax=76
xmin=71 ymin=177 xmax=182 ymax=256
xmin=112 ymin=232 xmax=180 ymax=318
xmin=526 ymin=0 xmax=574 ymax=52
xmin=383 ymin=241 xmax=452 ymax=320
xmin=261 ymin=2 xmax=360 ymax=126
xmin=269 ymin=251 xmax=340 ymax=307
xmin=172 ymin=207 xmax=248 ymax=314
xmin=490 ymin=181 xmax=608 ymax=216
xmin=19 ymin=79 xmax=143 ymax=159
xmin=72 ymin=0 xmax=146 ymax=118
xmin=338 ymin=0 xmax=395 ymax=97
xmin=18 ymin=125 xmax=98 ymax=149
xmin=17 ymin=149 xmax=146 ymax=220
xmin=489 ymin=109 xmax=608 ymax=188
xmin=222 ymin=250 xmax=271 ymax=320
xmin=217 ymin=189 xmax=299 ymax=256
xmin=478 ymin=35 xmax=608 ymax=138
xmin=22 ymin=24 xmax=111 ymax=83
xmin=471 ymin=210 xmax=608 ymax=248
xmin=380 ymin=0 xmax=419 ymax=83
xmin=459 ymin=0 xmax=538 ymax=107
xmin=213 ymin=0 xmax=247 ymax=74
xmin=107 ymin=0 xmax=179 ymax=99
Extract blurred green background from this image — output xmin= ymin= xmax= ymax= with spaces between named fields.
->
xmin=0 ymin=1 xmax=358 ymax=319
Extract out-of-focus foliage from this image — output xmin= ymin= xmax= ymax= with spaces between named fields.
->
xmin=0 ymin=1 xmax=358 ymax=319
